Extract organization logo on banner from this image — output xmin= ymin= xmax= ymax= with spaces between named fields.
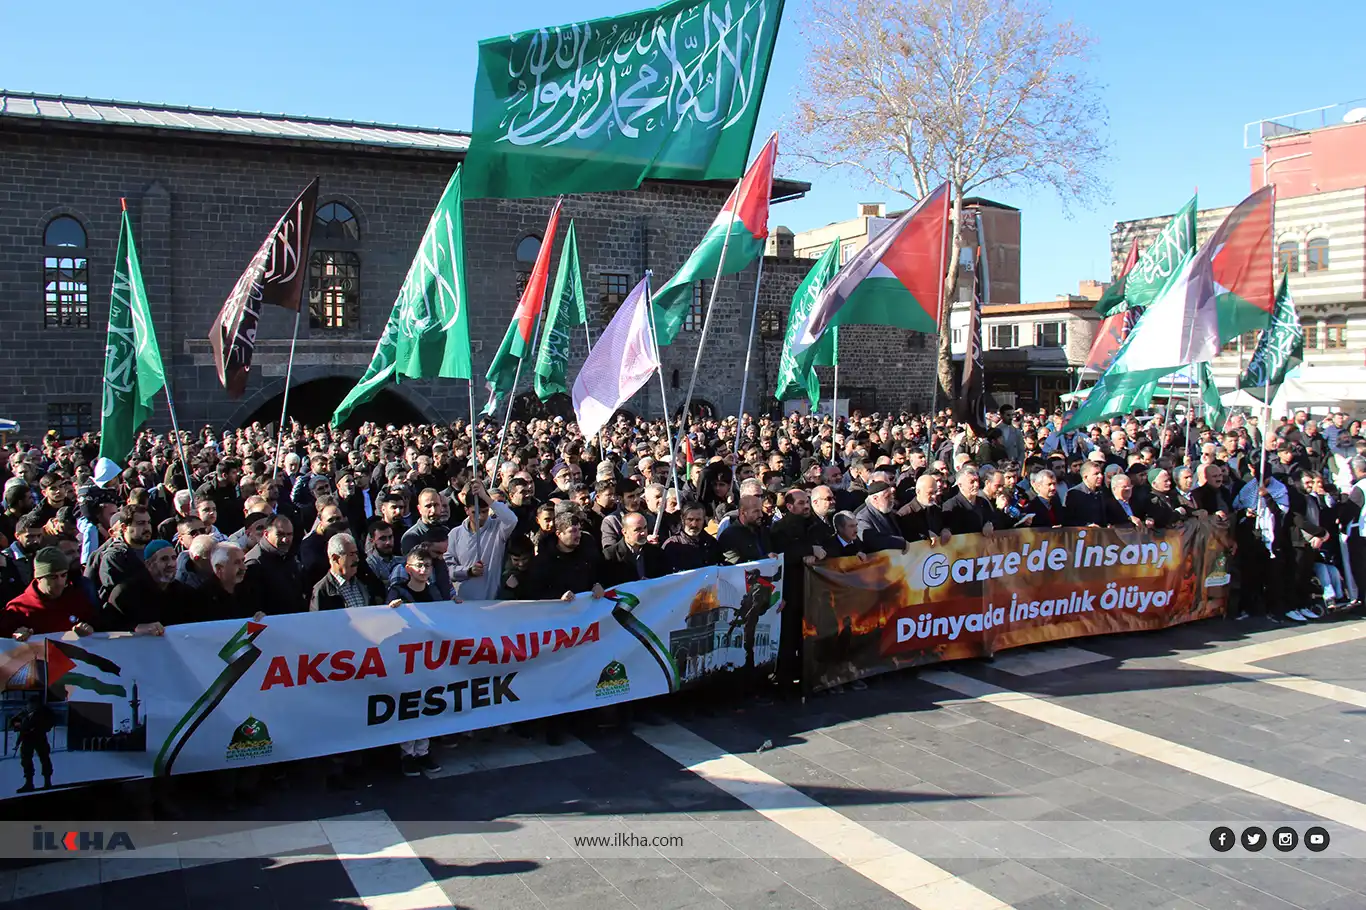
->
xmin=1204 ymin=552 xmax=1231 ymax=587
xmin=595 ymin=661 xmax=630 ymax=699
xmin=225 ymin=716 xmax=273 ymax=762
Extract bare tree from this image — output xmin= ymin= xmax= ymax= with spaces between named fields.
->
xmin=792 ymin=0 xmax=1108 ymax=403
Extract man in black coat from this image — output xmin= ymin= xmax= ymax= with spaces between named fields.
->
xmin=1063 ymin=461 xmax=1107 ymax=527
xmin=855 ymin=481 xmax=909 ymax=553
xmin=718 ymin=495 xmax=774 ymax=565
xmin=600 ymin=512 xmax=668 ymax=586
xmin=527 ymin=512 xmax=604 ymax=600
xmin=298 ymin=498 xmax=350 ymax=594
xmin=940 ymin=468 xmax=995 ymax=536
xmin=243 ymin=515 xmax=305 ymax=614
xmin=662 ymin=502 xmax=721 ymax=573
xmin=308 ymin=532 xmax=389 ymax=612
xmin=897 ymin=474 xmax=948 ymax=543
xmin=1022 ymin=469 xmax=1064 ymax=528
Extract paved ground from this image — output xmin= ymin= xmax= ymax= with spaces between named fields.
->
xmin=6 ymin=614 xmax=1366 ymax=909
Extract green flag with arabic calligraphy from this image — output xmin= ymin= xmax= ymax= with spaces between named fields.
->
xmin=775 ymin=239 xmax=840 ymax=410
xmin=1238 ymin=272 xmax=1303 ymax=402
xmin=463 ymin=0 xmax=786 ymax=199
xmin=392 ymin=168 xmax=472 ymax=381
xmin=98 ymin=207 xmax=166 ymax=462
xmin=534 ymin=220 xmax=587 ymax=399
xmin=331 ymin=300 xmax=402 ymax=427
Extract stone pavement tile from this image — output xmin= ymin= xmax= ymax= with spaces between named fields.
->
xmin=1065 ymin=794 xmax=1167 ymax=823
xmin=4 ymin=883 xmax=106 ymax=910
xmin=514 ymin=858 xmax=619 ymax=904
xmin=969 ymin=755 xmax=1063 ymax=790
xmin=432 ymin=865 xmax=542 ymax=910
xmin=1023 ymin=776 xmax=1108 ymax=811
xmin=670 ymin=857 xmax=786 ymax=899
xmin=96 ymin=871 xmax=192 ymax=910
xmin=1282 ymin=857 xmax=1366 ymax=893
xmin=905 ymin=793 xmax=1010 ymax=824
xmin=1204 ymin=791 xmax=1324 ymax=823
xmin=1016 ymin=859 xmax=1181 ymax=910
xmin=977 ymin=794 xmax=1068 ymax=822
xmin=1011 ymin=888 xmax=1108 ymax=910
xmin=722 ymin=881 xmax=826 ymax=910
xmin=1181 ymin=876 xmax=1305 ymax=910
xmin=1205 ymin=858 xmax=1350 ymax=908
xmin=1103 ymin=755 xmax=1241 ymax=801
xmin=1107 ymin=857 xmax=1245 ymax=899
xmin=181 ymin=859 xmax=279 ymax=910
xmin=960 ymin=858 xmax=1069 ymax=904
xmin=260 ymin=855 xmax=362 ymax=910
xmin=588 ymin=863 xmax=716 ymax=910
xmin=1020 ymin=725 xmax=1133 ymax=766
xmin=769 ymin=859 xmax=905 ymax=908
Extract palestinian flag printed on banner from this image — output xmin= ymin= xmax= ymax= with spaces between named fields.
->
xmin=652 ymin=133 xmax=778 ymax=346
xmin=46 ymin=639 xmax=126 ymax=697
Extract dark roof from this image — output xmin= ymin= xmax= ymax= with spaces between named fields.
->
xmin=961 ymin=196 xmax=1019 ymax=212
xmin=0 ymin=90 xmax=809 ymax=200
xmin=0 ymin=91 xmax=470 ymax=152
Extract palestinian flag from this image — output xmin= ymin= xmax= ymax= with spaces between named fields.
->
xmin=792 ymin=182 xmax=950 ymax=360
xmin=1092 ymin=237 xmax=1138 ymax=318
xmin=1210 ymin=186 xmax=1275 ymax=343
xmin=1063 ymin=187 xmax=1273 ymax=432
xmin=484 ymin=199 xmax=564 ymax=412
xmin=46 ymin=639 xmax=125 ymax=697
xmin=1080 ymin=308 xmax=1138 ymax=375
xmin=653 ymin=133 xmax=778 ymax=345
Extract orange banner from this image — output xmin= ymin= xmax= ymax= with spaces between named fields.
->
xmin=802 ymin=520 xmax=1231 ymax=690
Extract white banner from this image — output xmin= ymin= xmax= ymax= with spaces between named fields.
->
xmin=0 ymin=561 xmax=783 ymax=797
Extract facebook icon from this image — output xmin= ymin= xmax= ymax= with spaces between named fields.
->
xmin=1209 ymin=826 xmax=1236 ymax=853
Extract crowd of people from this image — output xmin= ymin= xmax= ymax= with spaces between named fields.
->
xmin=2 ymin=401 xmax=1364 ymax=794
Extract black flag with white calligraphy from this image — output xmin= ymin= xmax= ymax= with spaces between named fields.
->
xmin=209 ymin=178 xmax=318 ymax=398
xmin=954 ymin=214 xmax=989 ymax=436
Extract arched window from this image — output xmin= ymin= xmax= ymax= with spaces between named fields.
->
xmin=1277 ymin=240 xmax=1299 ymax=274
xmin=309 ymin=202 xmax=361 ymax=330
xmin=45 ymin=216 xmax=86 ymax=248
xmin=43 ymin=215 xmax=89 ymax=328
xmin=515 ymin=235 xmax=541 ymax=298
xmin=1307 ymin=237 xmax=1330 ymax=272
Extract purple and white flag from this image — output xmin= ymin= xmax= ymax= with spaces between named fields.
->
xmin=572 ymin=276 xmax=660 ymax=439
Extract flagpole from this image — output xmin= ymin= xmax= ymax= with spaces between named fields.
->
xmin=490 ymin=305 xmax=546 ymax=485
xmin=467 ymin=379 xmax=480 ymax=527
xmin=162 ymin=387 xmax=193 ymax=490
xmin=669 ymin=205 xmax=738 ymax=484
xmin=271 ymin=307 xmax=303 ymax=479
xmin=733 ymin=255 xmax=765 ymax=456
xmin=642 ymin=273 xmax=681 ymax=538
xmin=582 ymin=321 xmax=605 ymax=462
xmin=831 ymin=327 xmax=840 ymax=464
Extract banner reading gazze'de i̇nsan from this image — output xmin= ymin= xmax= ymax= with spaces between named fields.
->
xmin=0 ymin=561 xmax=782 ymax=798
xmin=802 ymin=521 xmax=1230 ymax=691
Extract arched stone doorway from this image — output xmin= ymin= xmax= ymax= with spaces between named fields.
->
xmin=232 ymin=377 xmax=431 ymax=430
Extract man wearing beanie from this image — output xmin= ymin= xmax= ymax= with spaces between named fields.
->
xmin=100 ymin=539 xmax=190 ymax=633
xmin=1 ymin=547 xmax=96 ymax=639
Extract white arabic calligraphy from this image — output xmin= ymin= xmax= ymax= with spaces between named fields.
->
xmin=499 ymin=0 xmax=777 ymax=150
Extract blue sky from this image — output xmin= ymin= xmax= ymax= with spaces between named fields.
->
xmin=3 ymin=0 xmax=1362 ymax=300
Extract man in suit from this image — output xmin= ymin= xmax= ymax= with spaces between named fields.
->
xmin=941 ymin=467 xmax=995 ymax=536
xmin=1023 ymin=469 xmax=1064 ymax=528
xmin=1063 ymin=460 xmax=1107 ymax=527
xmin=600 ymin=512 xmax=667 ymax=586
xmin=829 ymin=511 xmax=866 ymax=557
xmin=855 ymin=481 xmax=909 ymax=553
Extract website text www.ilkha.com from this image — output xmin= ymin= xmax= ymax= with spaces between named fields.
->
xmin=571 ymin=832 xmax=685 ymax=849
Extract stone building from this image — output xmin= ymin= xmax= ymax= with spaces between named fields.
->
xmin=948 ymin=281 xmax=1108 ymax=411
xmin=0 ymin=92 xmax=939 ymax=438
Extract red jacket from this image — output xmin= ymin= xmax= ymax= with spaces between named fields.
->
xmin=2 ymin=580 xmax=97 ymax=638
